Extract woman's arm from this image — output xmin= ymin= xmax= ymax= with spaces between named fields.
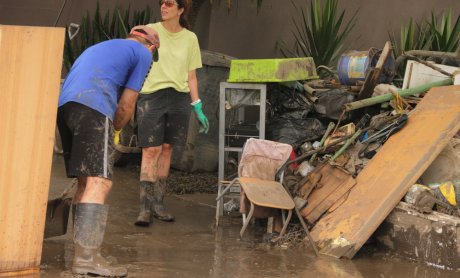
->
xmin=188 ymin=69 xmax=199 ymax=102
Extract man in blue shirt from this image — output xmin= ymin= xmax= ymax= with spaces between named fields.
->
xmin=57 ymin=25 xmax=159 ymax=277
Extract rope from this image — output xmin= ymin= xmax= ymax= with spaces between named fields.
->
xmin=390 ymin=91 xmax=410 ymax=114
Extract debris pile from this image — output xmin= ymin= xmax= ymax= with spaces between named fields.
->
xmin=225 ymin=43 xmax=460 ymax=266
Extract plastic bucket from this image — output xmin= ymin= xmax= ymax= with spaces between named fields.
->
xmin=337 ymin=49 xmax=395 ymax=85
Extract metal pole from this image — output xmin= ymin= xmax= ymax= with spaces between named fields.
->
xmin=343 ymin=79 xmax=453 ymax=112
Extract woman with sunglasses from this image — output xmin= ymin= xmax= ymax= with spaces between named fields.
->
xmin=134 ymin=0 xmax=209 ymax=227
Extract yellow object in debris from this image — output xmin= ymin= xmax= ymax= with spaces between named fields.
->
xmin=114 ymin=129 xmax=121 ymax=145
xmin=324 ymin=123 xmax=356 ymax=147
xmin=439 ymin=182 xmax=457 ymax=206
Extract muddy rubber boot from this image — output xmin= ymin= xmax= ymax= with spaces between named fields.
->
xmin=134 ymin=181 xmax=154 ymax=227
xmin=151 ymin=178 xmax=175 ymax=222
xmin=72 ymin=203 xmax=127 ymax=277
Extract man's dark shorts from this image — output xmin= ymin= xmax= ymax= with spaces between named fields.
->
xmin=137 ymin=88 xmax=191 ymax=147
xmin=57 ymin=102 xmax=115 ymax=179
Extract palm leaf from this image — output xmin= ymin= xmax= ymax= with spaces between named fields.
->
xmin=278 ymin=0 xmax=357 ymax=68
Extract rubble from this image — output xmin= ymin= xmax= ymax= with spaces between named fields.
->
xmin=225 ymin=43 xmax=460 ymax=270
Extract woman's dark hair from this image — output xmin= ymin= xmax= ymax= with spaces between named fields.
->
xmin=176 ymin=0 xmax=190 ymax=29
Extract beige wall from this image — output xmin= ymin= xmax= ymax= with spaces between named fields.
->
xmin=1 ymin=0 xmax=459 ymax=60
xmin=0 ymin=0 xmax=154 ymax=27
xmin=0 ymin=0 xmax=211 ymax=48
xmin=207 ymin=0 xmax=460 ymax=59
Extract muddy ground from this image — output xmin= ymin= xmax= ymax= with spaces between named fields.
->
xmin=35 ymin=154 xmax=460 ymax=278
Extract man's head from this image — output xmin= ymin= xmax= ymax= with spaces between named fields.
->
xmin=129 ymin=25 xmax=160 ymax=61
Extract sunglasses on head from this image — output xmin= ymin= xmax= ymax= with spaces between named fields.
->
xmin=159 ymin=0 xmax=178 ymax=8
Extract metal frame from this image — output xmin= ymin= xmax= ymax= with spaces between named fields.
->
xmin=216 ymin=82 xmax=267 ymax=220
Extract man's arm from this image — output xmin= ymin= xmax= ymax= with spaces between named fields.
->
xmin=113 ymin=88 xmax=139 ymax=131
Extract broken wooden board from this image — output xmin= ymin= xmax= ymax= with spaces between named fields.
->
xmin=357 ymin=41 xmax=393 ymax=100
xmin=300 ymin=163 xmax=356 ymax=224
xmin=311 ymin=85 xmax=460 ymax=259
xmin=0 ymin=25 xmax=64 ymax=276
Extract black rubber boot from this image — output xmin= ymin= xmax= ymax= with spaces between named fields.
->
xmin=72 ymin=203 xmax=127 ymax=277
xmin=151 ymin=178 xmax=175 ymax=222
xmin=134 ymin=181 xmax=154 ymax=227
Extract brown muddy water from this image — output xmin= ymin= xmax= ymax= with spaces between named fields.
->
xmin=30 ymin=155 xmax=460 ymax=277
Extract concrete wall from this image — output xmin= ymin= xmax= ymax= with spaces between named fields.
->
xmin=207 ymin=0 xmax=460 ymax=59
xmin=1 ymin=0 xmax=460 ymax=59
xmin=0 ymin=0 xmax=211 ymax=49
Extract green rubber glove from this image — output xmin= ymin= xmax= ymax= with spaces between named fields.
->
xmin=191 ymin=99 xmax=209 ymax=134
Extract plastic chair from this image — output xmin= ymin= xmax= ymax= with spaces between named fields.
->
xmin=216 ymin=138 xmax=294 ymax=237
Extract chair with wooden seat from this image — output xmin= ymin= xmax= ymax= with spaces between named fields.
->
xmin=216 ymin=138 xmax=294 ymax=237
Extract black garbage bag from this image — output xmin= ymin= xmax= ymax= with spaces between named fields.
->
xmin=280 ymin=109 xmax=310 ymax=120
xmin=267 ymin=84 xmax=313 ymax=116
xmin=267 ymin=117 xmax=325 ymax=146
xmin=314 ymin=89 xmax=355 ymax=120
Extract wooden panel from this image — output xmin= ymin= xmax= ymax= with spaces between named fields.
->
xmin=311 ymin=86 xmax=460 ymax=259
xmin=0 ymin=25 xmax=65 ymax=274
xmin=300 ymin=163 xmax=356 ymax=224
xmin=402 ymin=60 xmax=458 ymax=89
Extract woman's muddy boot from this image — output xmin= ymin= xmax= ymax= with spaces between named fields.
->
xmin=134 ymin=181 xmax=154 ymax=227
xmin=72 ymin=203 xmax=127 ymax=277
xmin=151 ymin=178 xmax=175 ymax=222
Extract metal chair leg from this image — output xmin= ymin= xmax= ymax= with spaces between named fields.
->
xmin=215 ymin=196 xmax=221 ymax=227
xmin=294 ymin=205 xmax=319 ymax=256
xmin=216 ymin=179 xmax=240 ymax=227
xmin=280 ymin=181 xmax=320 ymax=256
xmin=279 ymin=209 xmax=292 ymax=237
xmin=240 ymin=202 xmax=254 ymax=237
xmin=215 ymin=179 xmax=239 ymax=201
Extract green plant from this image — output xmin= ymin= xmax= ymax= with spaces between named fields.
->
xmin=428 ymin=9 xmax=460 ymax=52
xmin=389 ymin=10 xmax=460 ymax=77
xmin=389 ymin=18 xmax=431 ymax=60
xmin=64 ymin=2 xmax=153 ymax=71
xmin=278 ymin=0 xmax=358 ymax=68
xmin=389 ymin=18 xmax=431 ymax=76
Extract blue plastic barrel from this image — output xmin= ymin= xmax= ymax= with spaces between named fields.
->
xmin=337 ymin=50 xmax=395 ymax=85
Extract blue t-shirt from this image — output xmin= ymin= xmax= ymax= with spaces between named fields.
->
xmin=59 ymin=39 xmax=152 ymax=120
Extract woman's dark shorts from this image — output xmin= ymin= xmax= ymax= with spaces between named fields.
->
xmin=137 ymin=88 xmax=191 ymax=147
xmin=57 ymin=102 xmax=115 ymax=179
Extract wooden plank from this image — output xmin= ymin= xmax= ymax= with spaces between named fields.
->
xmin=357 ymin=41 xmax=392 ymax=100
xmin=0 ymin=25 xmax=65 ymax=274
xmin=311 ymin=85 xmax=460 ymax=259
xmin=300 ymin=163 xmax=356 ymax=224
